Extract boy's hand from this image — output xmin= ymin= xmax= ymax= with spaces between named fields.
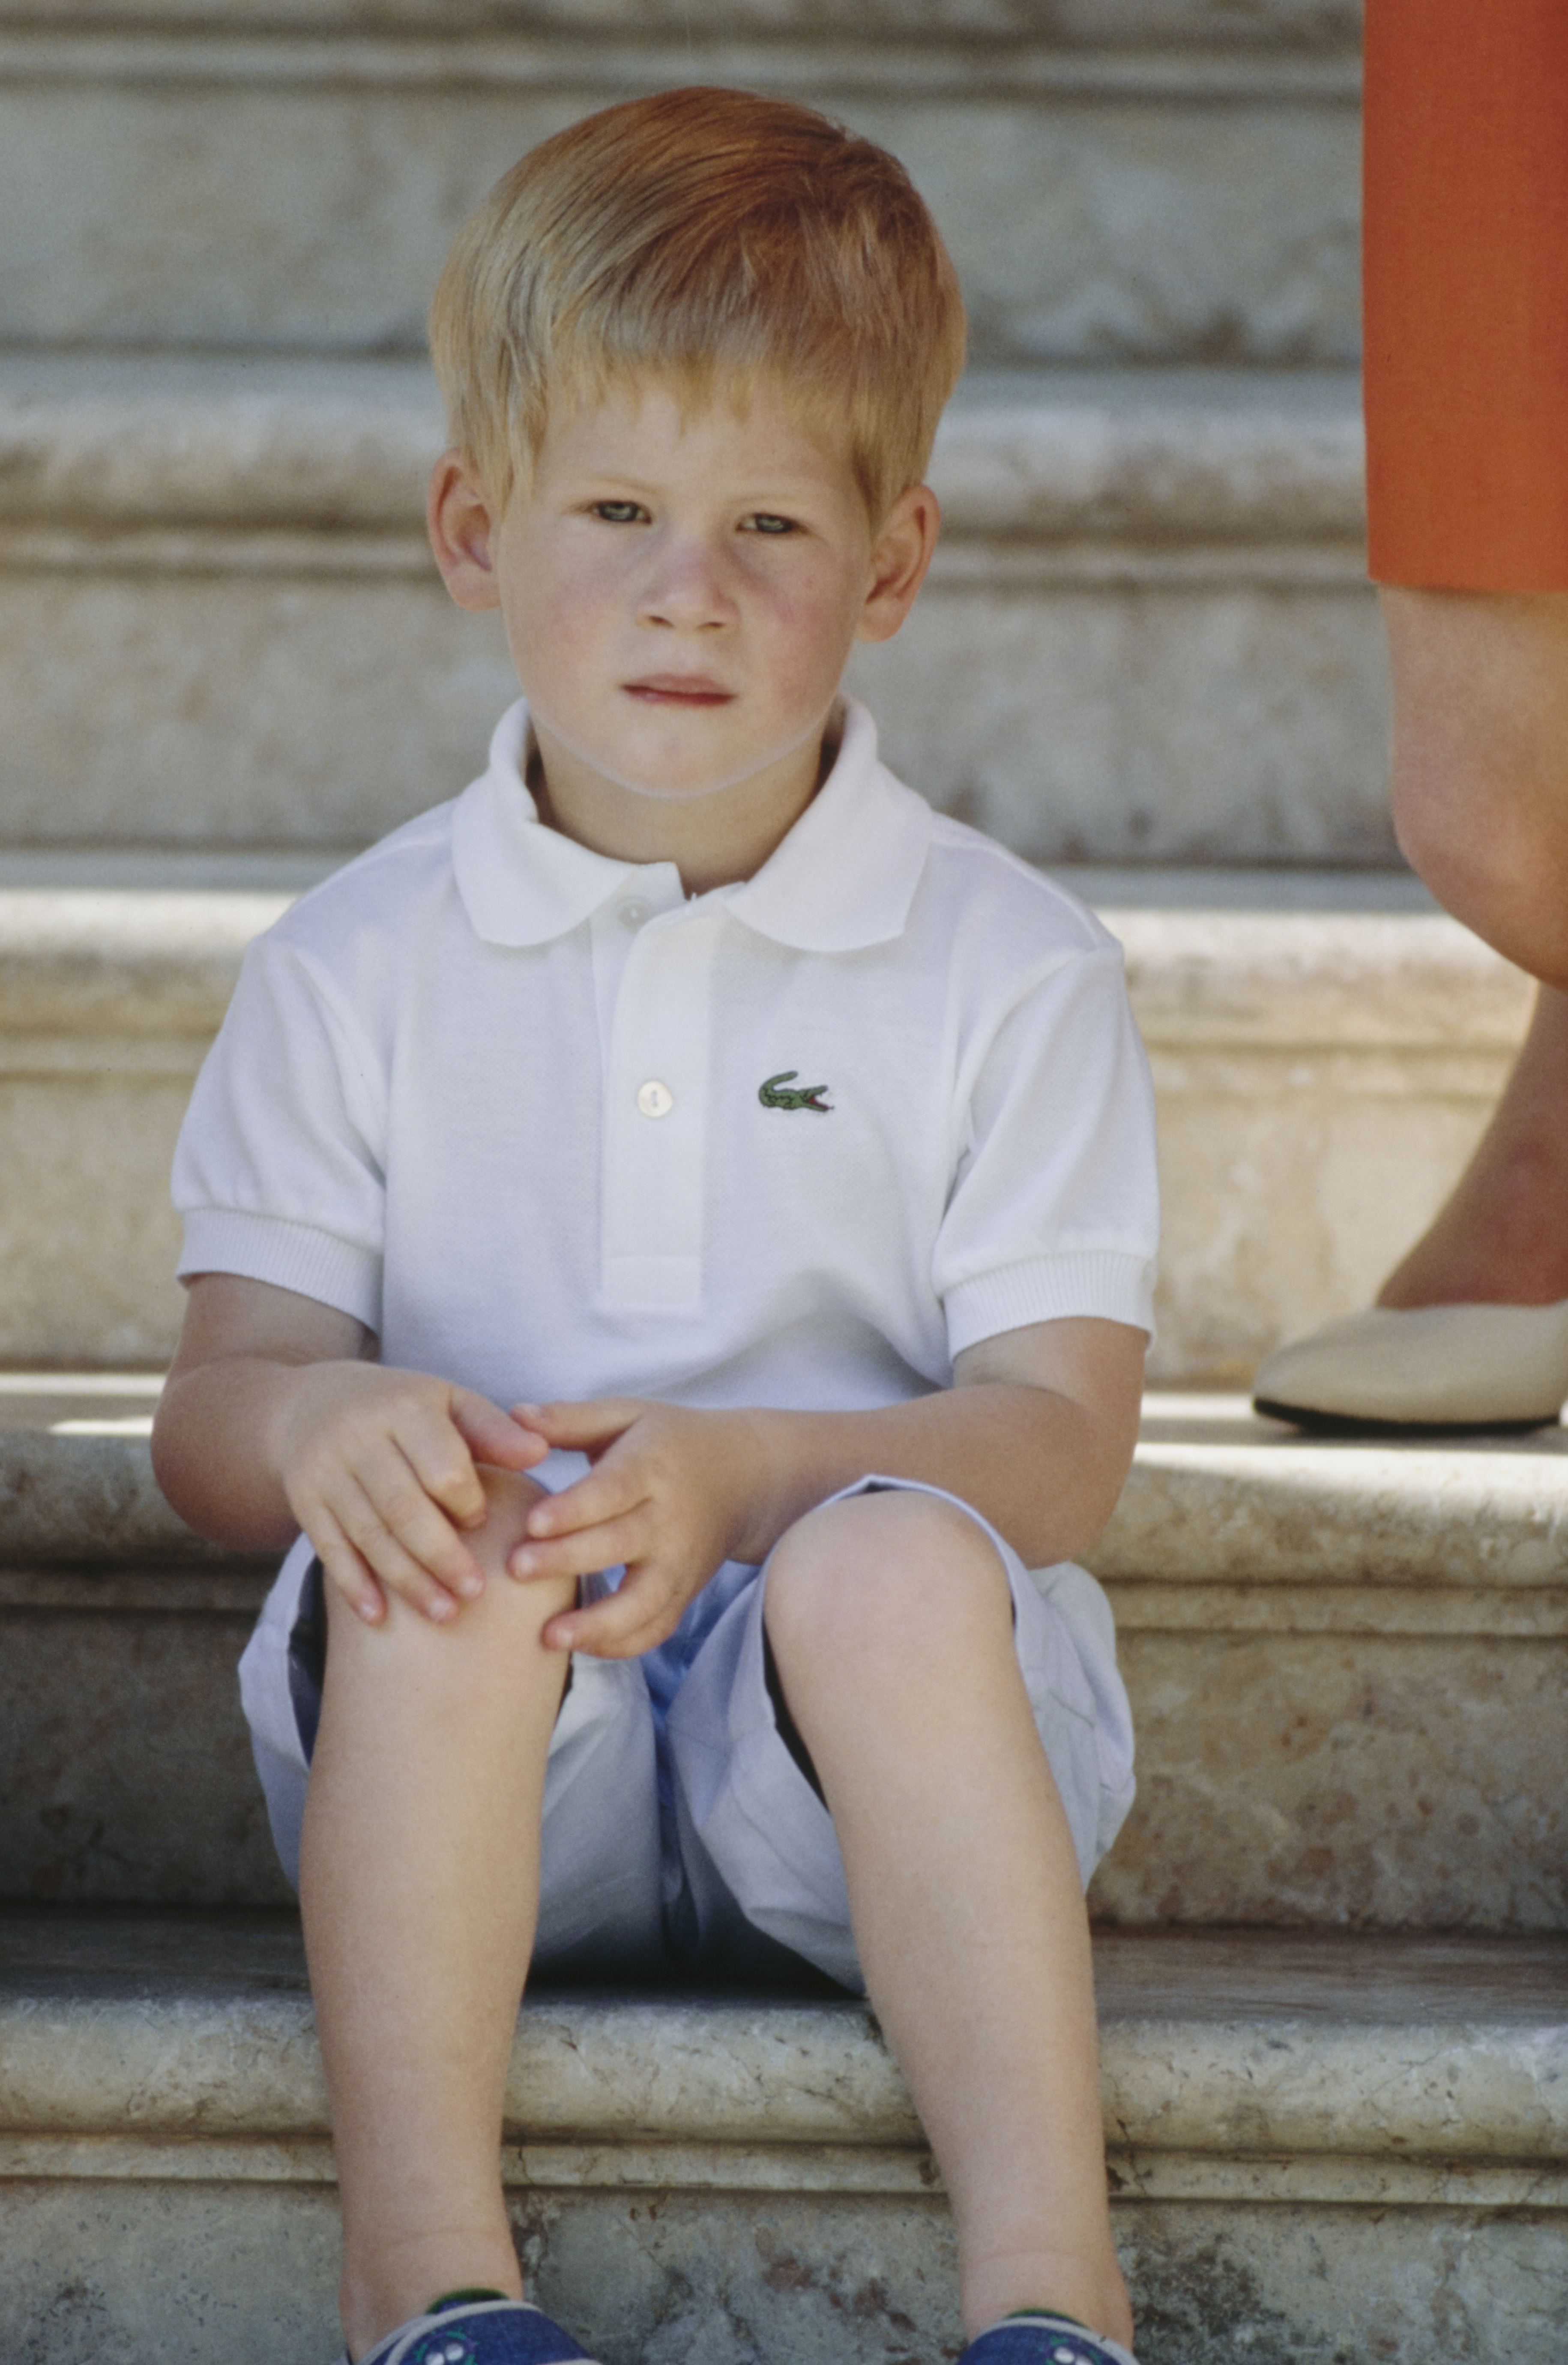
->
xmin=274 ymin=1362 xmax=550 ymax=1626
xmin=505 ymin=1399 xmax=755 ymax=1657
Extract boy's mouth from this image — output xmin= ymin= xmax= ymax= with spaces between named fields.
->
xmin=623 ymin=676 xmax=735 ymax=707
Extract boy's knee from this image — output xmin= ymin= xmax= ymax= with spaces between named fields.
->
xmin=766 ymin=1488 xmax=1011 ymax=1670
xmin=466 ymin=1465 xmax=551 ymax=1579
xmin=320 ymin=1469 xmax=572 ymax=1699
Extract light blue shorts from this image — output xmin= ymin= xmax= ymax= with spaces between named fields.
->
xmin=238 ymin=1475 xmax=1135 ymax=1994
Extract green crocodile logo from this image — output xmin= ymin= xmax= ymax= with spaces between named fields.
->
xmin=759 ymin=1069 xmax=832 ymax=1114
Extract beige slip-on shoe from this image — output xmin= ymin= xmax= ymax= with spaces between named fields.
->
xmin=1252 ymin=1299 xmax=1568 ymax=1434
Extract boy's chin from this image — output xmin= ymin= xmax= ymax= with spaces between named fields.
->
xmin=554 ymin=730 xmax=830 ymax=808
xmin=527 ymin=695 xmax=838 ymax=815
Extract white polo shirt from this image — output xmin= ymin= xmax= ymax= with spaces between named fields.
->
xmin=174 ymin=697 xmax=1158 ymax=1443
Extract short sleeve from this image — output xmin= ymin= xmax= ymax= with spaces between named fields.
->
xmin=172 ymin=929 xmax=388 ymax=1330
xmin=933 ymin=944 xmax=1158 ymax=1358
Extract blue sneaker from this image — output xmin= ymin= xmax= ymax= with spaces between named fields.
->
xmin=341 ymin=2296 xmax=598 ymax=2365
xmin=959 ymin=2314 xmax=1140 ymax=2365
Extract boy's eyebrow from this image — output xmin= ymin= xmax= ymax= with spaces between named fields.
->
xmin=557 ymin=465 xmax=840 ymax=502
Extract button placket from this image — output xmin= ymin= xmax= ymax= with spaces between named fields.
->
xmin=601 ymin=915 xmax=715 ymax=1310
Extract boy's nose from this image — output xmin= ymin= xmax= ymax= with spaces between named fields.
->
xmin=636 ymin=537 xmax=736 ymax=629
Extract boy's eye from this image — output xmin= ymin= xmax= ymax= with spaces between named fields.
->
xmin=592 ymin=500 xmax=647 ymax=524
xmin=745 ymin=513 xmax=797 ymax=536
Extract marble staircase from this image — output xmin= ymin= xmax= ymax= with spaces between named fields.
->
xmin=2 ymin=2 xmax=1565 ymax=2358
xmin=2 ymin=1395 xmax=1565 ymax=2360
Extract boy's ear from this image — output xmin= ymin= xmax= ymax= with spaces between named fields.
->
xmin=427 ymin=450 xmax=503 ymax=612
xmin=857 ymin=483 xmax=941 ymax=645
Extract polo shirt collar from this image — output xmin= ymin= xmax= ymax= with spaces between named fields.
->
xmin=452 ymin=701 xmax=646 ymax=948
xmin=451 ymin=694 xmax=931 ymax=952
xmin=723 ymin=698 xmax=931 ymax=953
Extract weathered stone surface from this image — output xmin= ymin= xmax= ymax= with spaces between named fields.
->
xmin=1120 ymin=907 xmax=1531 ymax=1050
xmin=3 ymin=1917 xmax=1564 ymax=2161
xmin=1104 ymin=907 xmax=1534 ymax=1377
xmin=3 ymin=2178 xmax=1564 ymax=2365
xmin=0 ymin=571 xmax=518 ymax=850
xmin=0 ymin=1 xmax=1363 ymax=41
xmin=0 ymin=353 xmax=444 ymax=531
xmin=854 ymin=572 xmax=1391 ymax=866
xmin=0 ymin=1605 xmax=289 ymax=1907
xmin=2 ymin=2181 xmax=344 ymax=2365
xmin=0 ymin=886 xmax=289 ymax=1034
xmin=1113 ymin=2206 xmax=1565 ymax=2365
xmin=0 ymin=60 xmax=1358 ymax=360
xmin=1091 ymin=1628 xmax=1568 ymax=1929
xmin=1090 ymin=1407 xmax=1568 ymax=1927
xmin=1098 ymin=1406 xmax=1568 ymax=1590
xmin=0 ymin=1068 xmax=197 ymax=1365
xmin=0 ymin=1920 xmax=1563 ymax=2362
xmin=0 ymin=1427 xmax=205 ymax=1560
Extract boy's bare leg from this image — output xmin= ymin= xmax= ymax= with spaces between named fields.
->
xmin=764 ymin=1491 xmax=1132 ymax=2348
xmin=1377 ymin=984 xmax=1568 ymax=1309
xmin=299 ymin=1471 xmax=577 ymax=2359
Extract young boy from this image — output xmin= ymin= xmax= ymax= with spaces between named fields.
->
xmin=152 ymin=88 xmax=1156 ymax=2365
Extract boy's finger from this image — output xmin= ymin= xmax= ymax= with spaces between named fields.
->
xmin=332 ymin=1469 xmax=480 ymax=1615
xmin=510 ymin=1397 xmax=644 ymax=1451
xmin=508 ymin=1507 xmax=646 ymax=1586
xmin=522 ymin=1458 xmax=644 ymax=1541
xmin=542 ymin=1566 xmax=681 ymax=1658
xmin=451 ymin=1387 xmax=553 ymax=1474
xmin=399 ymin=1416 xmax=489 ymax=1527
xmin=314 ymin=1516 xmax=386 ymax=1626
xmin=368 ymin=1461 xmax=487 ymax=1597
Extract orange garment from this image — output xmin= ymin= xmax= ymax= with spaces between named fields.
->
xmin=1363 ymin=0 xmax=1568 ymax=590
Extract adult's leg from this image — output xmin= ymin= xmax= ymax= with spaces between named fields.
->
xmin=1377 ymin=984 xmax=1568 ymax=1310
xmin=1371 ymin=591 xmax=1568 ymax=1309
xmin=1255 ymin=6 xmax=1568 ymax=1404
xmin=1361 ymin=4 xmax=1568 ymax=1306
xmin=1383 ymin=591 xmax=1568 ymax=990
xmin=763 ymin=1489 xmax=1130 ymax=2347
xmin=299 ymin=1469 xmax=576 ymax=2359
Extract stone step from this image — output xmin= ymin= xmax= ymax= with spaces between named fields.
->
xmin=0 ymin=1 xmax=1364 ymax=42
xmin=1 ymin=1911 xmax=1562 ymax=2364
xmin=0 ymin=14 xmax=1358 ymax=363
xmin=4 ymin=1393 xmax=1563 ymax=1928
xmin=0 ymin=871 xmax=1525 ymax=1375
xmin=0 ymin=356 xmax=1384 ymax=864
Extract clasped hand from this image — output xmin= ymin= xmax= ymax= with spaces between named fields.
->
xmin=279 ymin=1362 xmax=758 ymax=1658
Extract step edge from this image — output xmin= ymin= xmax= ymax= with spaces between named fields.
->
xmin=0 ymin=2132 xmax=1562 ymax=2213
xmin=3 ymin=1993 xmax=1563 ymax=2158
xmin=0 ymin=358 xmax=1368 ymax=543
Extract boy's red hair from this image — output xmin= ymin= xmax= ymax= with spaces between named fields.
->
xmin=429 ymin=87 xmax=967 ymax=522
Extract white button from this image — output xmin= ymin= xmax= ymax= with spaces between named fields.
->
xmin=618 ymin=898 xmax=652 ymax=931
xmin=636 ymin=1079 xmax=675 ymax=1119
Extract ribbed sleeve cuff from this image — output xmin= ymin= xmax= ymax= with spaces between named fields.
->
xmin=944 ymin=1253 xmax=1156 ymax=1359
xmin=178 ymin=1209 xmax=383 ymax=1331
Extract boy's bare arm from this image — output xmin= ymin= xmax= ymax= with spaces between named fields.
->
xmin=152 ymin=1273 xmax=548 ymax=1622
xmin=509 ymin=1316 xmax=1145 ymax=1658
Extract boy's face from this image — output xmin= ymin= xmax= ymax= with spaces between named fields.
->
xmin=430 ymin=376 xmax=937 ymax=862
